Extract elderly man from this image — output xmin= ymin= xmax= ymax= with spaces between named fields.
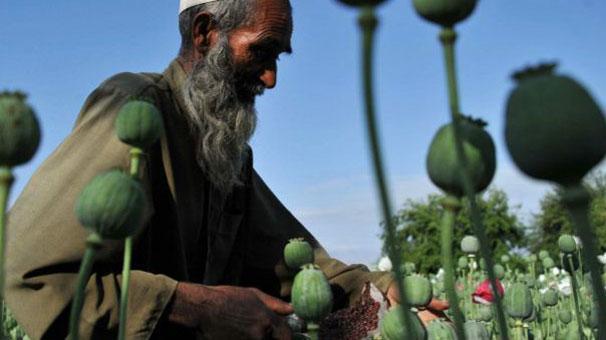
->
xmin=6 ymin=0 xmax=445 ymax=339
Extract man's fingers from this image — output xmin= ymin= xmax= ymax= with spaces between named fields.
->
xmin=251 ymin=288 xmax=294 ymax=315
xmin=428 ymin=298 xmax=450 ymax=311
xmin=418 ymin=309 xmax=445 ymax=326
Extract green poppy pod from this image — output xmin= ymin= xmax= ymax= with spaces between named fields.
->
xmin=284 ymin=238 xmax=314 ymax=271
xmin=427 ymin=117 xmax=496 ymax=197
xmin=505 ymin=63 xmax=606 ymax=186
xmin=115 ymin=100 xmax=164 ymax=150
xmin=526 ymin=254 xmax=537 ymax=263
xmin=291 ymin=264 xmax=333 ymax=323
xmin=500 ymin=254 xmax=510 ymax=263
xmin=464 ymin=320 xmax=490 ymax=340
xmin=542 ymin=257 xmax=556 ymax=270
xmin=539 ymin=250 xmax=550 ymax=260
xmin=379 ymin=306 xmax=426 ymax=340
xmin=460 ymin=235 xmax=480 ymax=254
xmin=458 ymin=256 xmax=469 ymax=269
xmin=335 ymin=0 xmax=387 ymax=8
xmin=412 ymin=0 xmax=478 ymax=27
xmin=493 ymin=264 xmax=505 ymax=280
xmin=558 ymin=309 xmax=572 ymax=324
xmin=0 ymin=92 xmax=41 ymax=167
xmin=477 ymin=305 xmax=493 ymax=322
xmin=558 ymin=234 xmax=577 ymax=254
xmin=542 ymin=288 xmax=559 ymax=307
xmin=505 ymin=282 xmax=534 ymax=319
xmin=403 ymin=274 xmax=433 ymax=308
xmin=75 ymin=170 xmax=147 ymax=239
xmin=426 ymin=319 xmax=456 ymax=340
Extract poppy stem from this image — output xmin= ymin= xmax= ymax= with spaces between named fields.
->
xmin=440 ymin=196 xmax=466 ymax=340
xmin=118 ymin=148 xmax=144 ymax=340
xmin=566 ymin=254 xmax=585 ymax=340
xmin=0 ymin=166 xmax=13 ymax=330
xmin=69 ymin=233 xmax=102 ymax=340
xmin=439 ymin=26 xmax=509 ymax=339
xmin=358 ymin=5 xmax=413 ymax=337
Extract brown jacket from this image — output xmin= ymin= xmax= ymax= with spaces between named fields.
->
xmin=5 ymin=60 xmax=393 ymax=339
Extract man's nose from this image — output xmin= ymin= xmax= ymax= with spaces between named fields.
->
xmin=259 ymin=63 xmax=277 ymax=89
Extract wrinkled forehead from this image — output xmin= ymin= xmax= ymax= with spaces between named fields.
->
xmin=250 ymin=0 xmax=293 ymax=35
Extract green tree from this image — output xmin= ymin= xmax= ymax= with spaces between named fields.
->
xmin=384 ymin=188 xmax=527 ymax=274
xmin=530 ymin=171 xmax=606 ymax=259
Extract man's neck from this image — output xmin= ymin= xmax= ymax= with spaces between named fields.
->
xmin=176 ymin=54 xmax=195 ymax=75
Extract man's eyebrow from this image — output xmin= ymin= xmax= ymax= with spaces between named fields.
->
xmin=254 ymin=38 xmax=293 ymax=54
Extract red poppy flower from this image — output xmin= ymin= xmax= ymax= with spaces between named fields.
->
xmin=472 ymin=279 xmax=505 ymax=304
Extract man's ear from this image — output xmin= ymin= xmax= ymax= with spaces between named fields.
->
xmin=192 ymin=12 xmax=217 ymax=55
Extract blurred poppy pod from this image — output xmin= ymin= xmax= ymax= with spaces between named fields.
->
xmin=460 ymin=235 xmax=480 ymax=254
xmin=75 ymin=170 xmax=147 ymax=239
xmin=559 ymin=309 xmax=572 ymax=324
xmin=379 ymin=305 xmax=426 ymax=340
xmin=403 ymin=274 xmax=433 ymax=308
xmin=336 ymin=0 xmax=388 ymax=8
xmin=505 ymin=282 xmax=534 ymax=320
xmin=464 ymin=321 xmax=490 ymax=339
xmin=558 ymin=234 xmax=577 ymax=254
xmin=538 ymin=250 xmax=550 ymax=260
xmin=477 ymin=304 xmax=493 ymax=322
xmin=472 ymin=278 xmax=504 ymax=305
xmin=493 ymin=264 xmax=505 ymax=280
xmin=0 ymin=91 xmax=41 ymax=167
xmin=505 ymin=63 xmax=606 ymax=186
xmin=412 ymin=0 xmax=478 ymax=27
xmin=115 ymin=100 xmax=164 ymax=150
xmin=457 ymin=256 xmax=468 ymax=269
xmin=542 ymin=257 xmax=556 ymax=270
xmin=426 ymin=319 xmax=456 ymax=340
xmin=427 ymin=116 xmax=496 ymax=197
xmin=542 ymin=288 xmax=558 ymax=307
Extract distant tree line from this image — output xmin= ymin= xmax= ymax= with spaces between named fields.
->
xmin=383 ymin=171 xmax=606 ymax=274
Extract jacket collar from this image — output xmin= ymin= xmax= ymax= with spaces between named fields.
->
xmin=162 ymin=59 xmax=190 ymax=117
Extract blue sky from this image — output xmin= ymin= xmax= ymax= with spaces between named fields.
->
xmin=2 ymin=0 xmax=605 ymax=266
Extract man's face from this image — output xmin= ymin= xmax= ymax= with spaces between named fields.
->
xmin=180 ymin=0 xmax=292 ymax=193
xmin=226 ymin=0 xmax=293 ymax=102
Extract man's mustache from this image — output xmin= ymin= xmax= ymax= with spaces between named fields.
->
xmin=235 ymin=76 xmax=266 ymax=103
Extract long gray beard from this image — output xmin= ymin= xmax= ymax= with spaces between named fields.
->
xmin=182 ymin=36 xmax=259 ymax=194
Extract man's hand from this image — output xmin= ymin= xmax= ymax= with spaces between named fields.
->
xmin=167 ymin=282 xmax=294 ymax=339
xmin=386 ymin=281 xmax=450 ymax=325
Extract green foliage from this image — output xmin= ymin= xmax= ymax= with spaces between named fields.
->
xmin=1 ymin=302 xmax=29 ymax=340
xmin=385 ymin=188 xmax=526 ymax=274
xmin=529 ymin=171 xmax=606 ymax=258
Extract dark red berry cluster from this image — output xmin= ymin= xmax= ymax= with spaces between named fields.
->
xmin=319 ymin=283 xmax=382 ymax=339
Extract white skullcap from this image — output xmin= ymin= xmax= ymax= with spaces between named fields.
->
xmin=180 ymin=0 xmax=221 ymax=14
